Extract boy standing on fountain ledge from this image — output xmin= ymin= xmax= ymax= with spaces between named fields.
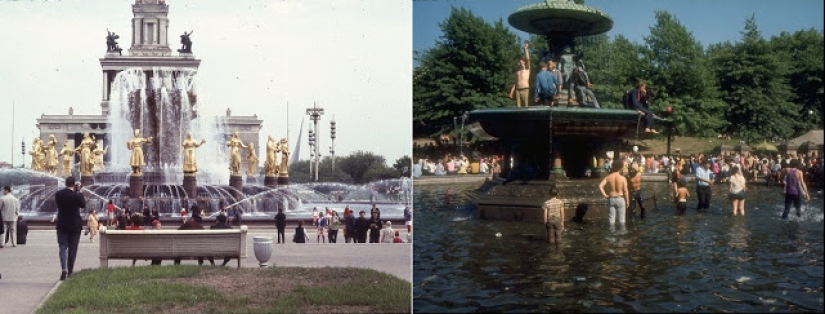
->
xmin=543 ymin=187 xmax=564 ymax=245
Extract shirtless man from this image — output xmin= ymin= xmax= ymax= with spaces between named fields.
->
xmin=599 ymin=160 xmax=630 ymax=229
xmin=508 ymin=42 xmax=530 ymax=107
xmin=628 ymin=167 xmax=646 ymax=219
xmin=674 ymin=179 xmax=690 ymax=215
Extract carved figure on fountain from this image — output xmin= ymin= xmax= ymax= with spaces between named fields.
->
xmin=279 ymin=138 xmax=290 ymax=176
xmin=106 ymin=30 xmax=122 ymax=55
xmin=226 ymin=132 xmax=248 ymax=175
xmin=74 ymin=133 xmax=96 ymax=175
xmin=127 ymin=129 xmax=153 ymax=175
xmin=93 ymin=145 xmax=108 ymax=172
xmin=181 ymin=133 xmax=206 ymax=174
xmin=28 ymin=138 xmax=45 ymax=172
xmin=264 ymin=136 xmax=279 ymax=176
xmin=58 ymin=142 xmax=75 ymax=177
xmin=44 ymin=134 xmax=59 ymax=175
xmin=246 ymin=142 xmax=259 ymax=177
xmin=178 ymin=30 xmax=193 ymax=54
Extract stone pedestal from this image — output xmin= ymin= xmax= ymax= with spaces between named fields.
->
xmin=264 ymin=175 xmax=278 ymax=188
xmin=183 ymin=174 xmax=197 ymax=199
xmin=229 ymin=175 xmax=244 ymax=199
xmin=246 ymin=176 xmax=258 ymax=184
xmin=81 ymin=174 xmax=95 ymax=187
xmin=129 ymin=175 xmax=144 ymax=199
xmin=550 ymin=151 xmax=566 ymax=179
xmin=277 ymin=175 xmax=290 ymax=186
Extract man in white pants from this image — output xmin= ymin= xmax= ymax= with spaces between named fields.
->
xmin=1 ymin=186 xmax=20 ymax=247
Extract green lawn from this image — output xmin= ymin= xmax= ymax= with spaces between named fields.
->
xmin=37 ymin=266 xmax=411 ymax=314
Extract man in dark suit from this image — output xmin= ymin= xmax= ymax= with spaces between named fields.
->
xmin=355 ymin=211 xmax=370 ymax=243
xmin=54 ymin=176 xmax=86 ymax=281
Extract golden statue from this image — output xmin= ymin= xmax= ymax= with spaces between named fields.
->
xmin=244 ymin=142 xmax=258 ymax=177
xmin=226 ymin=132 xmax=248 ymax=175
xmin=58 ymin=142 xmax=75 ymax=177
xmin=264 ymin=136 xmax=279 ymax=176
xmin=28 ymin=138 xmax=45 ymax=172
xmin=93 ymin=145 xmax=108 ymax=172
xmin=74 ymin=133 xmax=96 ymax=175
xmin=279 ymin=138 xmax=290 ymax=175
xmin=127 ymin=129 xmax=153 ymax=175
xmin=44 ymin=135 xmax=59 ymax=175
xmin=181 ymin=133 xmax=206 ymax=174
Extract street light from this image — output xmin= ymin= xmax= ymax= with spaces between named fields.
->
xmin=460 ymin=111 xmax=468 ymax=157
xmin=308 ymin=127 xmax=315 ymax=180
xmin=330 ymin=119 xmax=336 ymax=170
xmin=306 ymin=102 xmax=324 ymax=181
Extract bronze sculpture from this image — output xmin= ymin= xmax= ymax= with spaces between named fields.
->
xmin=245 ymin=142 xmax=259 ymax=177
xmin=58 ymin=142 xmax=75 ymax=177
xmin=127 ymin=129 xmax=153 ymax=175
xmin=181 ymin=133 xmax=206 ymax=174
xmin=226 ymin=132 xmax=248 ymax=175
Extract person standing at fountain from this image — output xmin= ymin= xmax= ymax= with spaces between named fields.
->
xmin=404 ymin=206 xmax=412 ymax=238
xmin=598 ymin=160 xmax=630 ymax=230
xmin=380 ymin=221 xmax=394 ymax=243
xmin=728 ymin=166 xmax=747 ymax=216
xmin=86 ymin=209 xmax=99 ymax=242
xmin=328 ymin=210 xmax=341 ymax=243
xmin=1 ymin=186 xmax=20 ymax=247
xmin=275 ymin=207 xmax=286 ymax=244
xmin=54 ymin=177 xmax=86 ymax=280
xmin=127 ymin=129 xmax=153 ymax=175
xmin=695 ymin=160 xmax=714 ymax=213
xmin=572 ymin=62 xmax=599 ymax=108
xmin=355 ymin=211 xmax=370 ymax=243
xmin=345 ymin=208 xmax=357 ymax=243
xmin=106 ymin=200 xmax=115 ymax=227
xmin=293 ymin=221 xmax=308 ymax=243
xmin=508 ymin=42 xmax=531 ymax=108
xmin=543 ymin=187 xmax=564 ymax=245
xmin=781 ymin=159 xmax=810 ymax=219
xmin=368 ymin=210 xmax=383 ymax=243
xmin=627 ymin=167 xmax=646 ymax=219
xmin=533 ymin=61 xmax=559 ymax=106
xmin=674 ymin=179 xmax=690 ymax=215
xmin=182 ymin=133 xmax=206 ymax=174
xmin=315 ymin=212 xmax=327 ymax=243
xmin=226 ymin=132 xmax=248 ymax=175
xmin=58 ymin=142 xmax=75 ymax=177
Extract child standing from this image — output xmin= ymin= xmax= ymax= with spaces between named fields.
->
xmin=674 ymin=179 xmax=690 ymax=215
xmin=543 ymin=187 xmax=564 ymax=245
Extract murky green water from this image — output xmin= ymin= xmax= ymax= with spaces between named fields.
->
xmin=413 ymin=182 xmax=824 ymax=312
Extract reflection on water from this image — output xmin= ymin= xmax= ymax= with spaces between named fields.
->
xmin=413 ymin=182 xmax=824 ymax=312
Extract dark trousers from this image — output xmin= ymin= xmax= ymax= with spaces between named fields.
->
xmin=357 ymin=232 xmax=367 ymax=243
xmin=696 ymin=185 xmax=711 ymax=211
xmin=276 ymin=227 xmax=285 ymax=244
xmin=174 ymin=257 xmax=215 ymax=265
xmin=369 ymin=230 xmax=380 ymax=243
xmin=57 ymin=229 xmax=81 ymax=274
xmin=782 ymin=194 xmax=802 ymax=219
xmin=636 ymin=106 xmax=654 ymax=128
xmin=344 ymin=228 xmax=353 ymax=243
xmin=328 ymin=229 xmax=338 ymax=243
xmin=630 ymin=190 xmax=646 ymax=218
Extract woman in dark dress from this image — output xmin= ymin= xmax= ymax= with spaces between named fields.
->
xmin=293 ymin=221 xmax=308 ymax=243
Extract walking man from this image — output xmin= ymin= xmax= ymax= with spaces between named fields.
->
xmin=1 ymin=186 xmax=20 ymax=247
xmin=599 ymin=160 xmax=629 ymax=231
xmin=54 ymin=177 xmax=86 ymax=280
xmin=695 ymin=159 xmax=714 ymax=212
xmin=508 ymin=42 xmax=531 ymax=107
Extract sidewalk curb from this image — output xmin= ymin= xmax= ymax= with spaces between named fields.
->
xmin=34 ymin=281 xmax=62 ymax=313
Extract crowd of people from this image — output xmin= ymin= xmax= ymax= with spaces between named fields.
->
xmin=289 ymin=205 xmax=411 ymax=244
xmin=412 ymin=154 xmax=502 ymax=180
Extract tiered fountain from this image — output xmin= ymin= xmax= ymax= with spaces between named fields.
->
xmin=470 ymin=0 xmax=673 ymax=222
xmin=13 ymin=0 xmax=409 ymax=222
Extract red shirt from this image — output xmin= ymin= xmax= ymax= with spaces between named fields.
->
xmin=107 ymin=204 xmax=115 ymax=213
xmin=393 ymin=237 xmax=403 ymax=243
xmin=126 ymin=226 xmax=143 ymax=230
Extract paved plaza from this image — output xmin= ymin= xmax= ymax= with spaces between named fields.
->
xmin=0 ymin=228 xmax=412 ymax=314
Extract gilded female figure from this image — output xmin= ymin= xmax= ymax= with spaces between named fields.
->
xmin=264 ymin=136 xmax=279 ymax=176
xmin=127 ymin=129 xmax=153 ymax=175
xmin=93 ymin=145 xmax=108 ymax=172
xmin=245 ymin=142 xmax=259 ymax=177
xmin=226 ymin=132 xmax=248 ymax=175
xmin=74 ymin=133 xmax=96 ymax=175
xmin=28 ymin=138 xmax=45 ymax=172
xmin=58 ymin=142 xmax=75 ymax=176
xmin=181 ymin=133 xmax=206 ymax=174
xmin=44 ymin=135 xmax=59 ymax=175
xmin=279 ymin=138 xmax=290 ymax=175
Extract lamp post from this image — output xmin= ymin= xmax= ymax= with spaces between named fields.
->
xmin=460 ymin=111 xmax=468 ymax=157
xmin=330 ymin=119 xmax=336 ymax=170
xmin=308 ymin=127 xmax=315 ymax=180
xmin=306 ymin=102 xmax=324 ymax=181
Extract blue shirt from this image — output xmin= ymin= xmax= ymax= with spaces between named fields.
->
xmin=534 ymin=69 xmax=558 ymax=98
xmin=695 ymin=166 xmax=711 ymax=186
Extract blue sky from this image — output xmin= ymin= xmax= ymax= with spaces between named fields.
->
xmin=414 ymin=0 xmax=824 ymax=57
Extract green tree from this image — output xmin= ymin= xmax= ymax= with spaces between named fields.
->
xmin=392 ymin=155 xmax=412 ymax=177
xmin=413 ymin=7 xmax=521 ymax=139
xmin=337 ymin=151 xmax=391 ymax=184
xmin=288 ymin=158 xmax=353 ymax=184
xmin=642 ymin=11 xmax=727 ymax=136
xmin=768 ymin=29 xmax=824 ymax=132
xmin=711 ymin=16 xmax=800 ymax=142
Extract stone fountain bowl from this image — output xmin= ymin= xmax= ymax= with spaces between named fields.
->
xmin=508 ymin=0 xmax=613 ymax=36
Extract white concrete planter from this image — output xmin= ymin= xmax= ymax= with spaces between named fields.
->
xmin=253 ymin=236 xmax=273 ymax=267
